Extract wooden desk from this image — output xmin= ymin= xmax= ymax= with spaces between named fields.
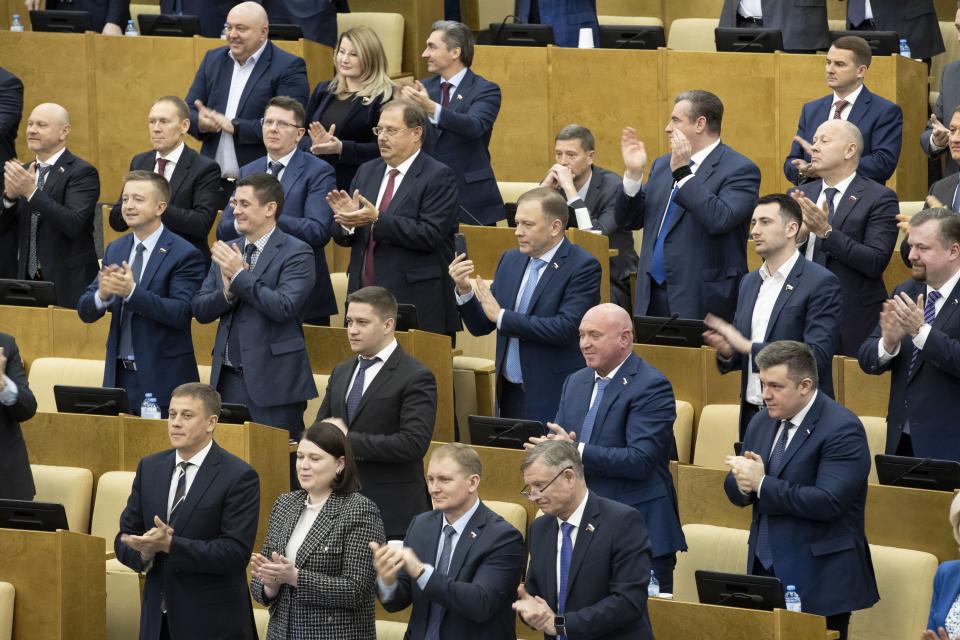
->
xmin=649 ymin=598 xmax=828 ymax=640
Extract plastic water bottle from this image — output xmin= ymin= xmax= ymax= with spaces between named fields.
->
xmin=648 ymin=570 xmax=660 ymax=598
xmin=220 ymin=22 xmax=229 ymax=39
xmin=124 ymin=19 xmax=139 ymax=36
xmin=10 ymin=14 xmax=24 ymax=32
xmin=785 ymin=585 xmax=802 ymax=612
xmin=141 ymin=393 xmax=161 ymax=419
xmin=898 ymin=38 xmax=911 ymax=58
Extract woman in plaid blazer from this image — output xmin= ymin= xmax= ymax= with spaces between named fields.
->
xmin=251 ymin=422 xmax=386 ymax=639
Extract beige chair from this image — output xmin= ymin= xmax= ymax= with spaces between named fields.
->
xmin=691 ymin=404 xmax=740 ymax=469
xmin=452 ymin=356 xmax=496 ymax=442
xmin=129 ymin=3 xmax=160 ymax=20
xmin=0 ymin=582 xmax=13 ymax=640
xmin=254 ymin=608 xmax=270 ymax=638
xmin=899 ymin=201 xmax=925 ymax=218
xmin=105 ymin=567 xmax=141 ymax=640
xmin=337 ymin=13 xmax=404 ymax=77
xmin=597 ymin=16 xmax=663 ymax=27
xmin=198 ymin=364 xmax=212 ymax=385
xmin=330 ymin=272 xmax=349 ymax=328
xmin=27 ymin=357 xmax=106 ymax=413
xmin=478 ymin=0 xmax=514 ymax=30
xmin=674 ymin=400 xmax=694 ymax=464
xmin=931 ymin=20 xmax=960 ymax=94
xmin=673 ymin=524 xmax=748 ymax=603
xmin=666 ymin=19 xmax=719 ymax=52
xmin=828 ymin=19 xmax=846 ymax=32
xmin=858 ymin=416 xmax=886 ymax=484
xmin=376 ymin=619 xmax=408 ymax=640
xmin=304 ymin=373 xmax=331 ymax=429
xmin=486 ymin=499 xmax=528 ymax=541
xmin=90 ymin=471 xmax=137 ymax=554
xmin=30 ymin=464 xmax=94 ymax=533
xmin=497 ymin=181 xmax=541 ymax=204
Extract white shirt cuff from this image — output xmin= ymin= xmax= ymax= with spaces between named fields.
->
xmin=878 ymin=338 xmax=901 ymax=364
xmin=577 ymin=441 xmax=585 ymax=455
xmin=124 ymin=283 xmax=136 ymax=302
xmin=430 ymin=104 xmax=441 ymax=125
xmin=622 ymin=175 xmax=643 ymax=198
xmin=756 ymin=476 xmax=765 ymax=497
xmin=377 ymin=577 xmax=398 ymax=602
xmin=572 ymin=205 xmax=592 ymax=230
xmin=930 ymin=137 xmax=947 ymax=154
xmin=341 ymin=224 xmax=355 ymax=235
xmin=0 ymin=376 xmax=18 ymax=405
xmin=913 ymin=324 xmax=932 ymax=351
xmin=94 ymin=291 xmax=113 ymax=310
xmin=496 ymin=309 xmax=505 ymax=330
xmin=416 ymin=564 xmax=434 ymax=590
xmin=455 ymin=287 xmax=475 ymax=305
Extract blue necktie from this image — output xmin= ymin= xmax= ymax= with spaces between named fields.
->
xmin=756 ymin=421 xmax=792 ymax=570
xmin=578 ymin=377 xmax=610 ymax=445
xmin=557 ymin=521 xmax=575 ymax=640
xmin=223 ymin=244 xmax=256 ymax=367
xmin=649 ymin=161 xmax=694 ymax=285
xmin=909 ymin=291 xmax=941 ymax=376
xmin=345 ymin=357 xmax=380 ymax=425
xmin=848 ymin=0 xmax=866 ymax=27
xmin=118 ymin=243 xmax=146 ymax=360
xmin=424 ymin=524 xmax=457 ymax=640
xmin=503 ymin=258 xmax=546 ymax=383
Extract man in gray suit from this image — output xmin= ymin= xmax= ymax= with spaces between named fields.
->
xmin=719 ymin=0 xmax=829 ymax=53
xmin=921 ymin=6 xmax=960 ymax=176
xmin=539 ymin=124 xmax=637 ymax=310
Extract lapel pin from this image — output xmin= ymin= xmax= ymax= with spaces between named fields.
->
xmin=58 ymin=166 xmax=65 ymax=173
xmin=805 ymin=428 xmax=811 ymax=436
xmin=158 ymin=247 xmax=167 ymax=254
xmin=322 ymin=545 xmax=329 ymax=552
xmin=785 ymin=284 xmax=794 ymax=292
xmin=585 ymin=523 xmax=595 ymax=533
xmin=552 ymin=262 xmax=559 ymax=269
xmin=457 ymin=94 xmax=463 ymax=101
xmin=469 ymin=531 xmax=477 ymax=539
xmin=621 ymin=377 xmax=628 ymax=385
xmin=848 ymin=195 xmax=858 ymax=201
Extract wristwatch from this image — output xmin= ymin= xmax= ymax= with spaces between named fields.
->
xmin=554 ymin=615 xmax=567 ymax=636
xmin=821 ymin=225 xmax=833 ymax=240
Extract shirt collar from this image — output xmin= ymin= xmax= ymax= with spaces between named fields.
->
xmin=133 ymin=222 xmax=166 ymax=249
xmin=443 ymin=495 xmax=481 ymax=532
xmin=157 ymin=142 xmax=185 ymax=163
xmin=786 ymin=390 xmax=818 ymax=428
xmin=268 ymin=147 xmax=297 ymax=169
xmin=833 ymin=83 xmax=864 ymax=106
xmin=363 ymin=338 xmax=398 ymax=365
xmin=245 ymin=225 xmax=276 ymax=253
xmin=230 ymin=39 xmax=268 ymax=67
xmin=689 ymin=138 xmax=721 ymax=171
xmin=176 ymin=438 xmax=214 ymax=466
xmin=760 ymin=250 xmax=801 ymax=282
xmin=821 ymin=171 xmax=857 ymax=195
xmin=388 ymin=148 xmax=421 ymax=174
xmin=532 ymin=237 xmax=564 ymax=264
xmin=558 ymin=490 xmax=590 ymax=531
xmin=931 ymin=266 xmax=960 ymax=302
xmin=441 ymin=67 xmax=469 ymax=90
xmin=577 ymin=171 xmax=593 ymax=202
xmin=37 ymin=147 xmax=67 ymax=168
xmin=596 ymin=353 xmax=630 ymax=383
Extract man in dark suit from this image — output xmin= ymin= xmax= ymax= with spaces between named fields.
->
xmin=30 ymin=0 xmax=129 ymax=33
xmin=110 ymin=96 xmax=222 ymax=266
xmin=450 ymin=187 xmax=602 ymax=424
xmin=185 ymin=1 xmax=309 ymax=200
xmin=847 ymin=0 xmax=943 ymax=61
xmin=785 ymin=36 xmax=903 ymax=186
xmin=192 ymin=172 xmax=317 ymax=439
xmin=514 ymin=0 xmax=598 ymax=48
xmin=400 ymin=21 xmax=504 ymax=226
xmin=219 ymin=96 xmax=337 ymax=325
xmin=116 ymin=382 xmax=260 ymax=640
xmin=791 ymin=119 xmax=899 ymax=356
xmin=719 ymin=0 xmax=829 ymax=53
xmin=725 ymin=341 xmax=879 ymax=639
xmin=372 ymin=443 xmax=524 ymax=640
xmin=263 ymin=0 xmax=346 ymax=47
xmin=704 ymin=194 xmax=842 ymax=438
xmin=922 ymin=10 xmax=960 ymax=176
xmin=0 ymin=68 xmax=23 ymax=279
xmin=540 ymin=124 xmax=638 ymax=310
xmin=859 ymin=208 xmax=960 ymax=461
xmin=0 ymin=333 xmax=37 ymax=501
xmin=79 ymin=171 xmax=205 ymax=416
xmin=159 ymin=0 xmax=238 ymax=38
xmin=539 ymin=303 xmax=686 ymax=593
xmin=328 ymin=101 xmax=460 ymax=338
xmin=513 ymin=440 xmax=653 ymax=640
xmin=317 ymin=286 xmax=436 ymax=538
xmin=1 ymin=102 xmax=100 ymax=309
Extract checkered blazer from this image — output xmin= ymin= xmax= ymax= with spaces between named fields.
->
xmin=251 ymin=490 xmax=386 ymax=640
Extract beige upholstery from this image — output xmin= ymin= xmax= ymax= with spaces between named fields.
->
xmin=899 ymin=201 xmax=925 ymax=218
xmin=666 ymin=19 xmax=719 ymax=52
xmin=859 ymin=416 xmax=886 ymax=485
xmin=497 ymin=181 xmax=541 ymax=204
xmin=598 ymin=16 xmax=663 ymax=27
xmin=30 ymin=464 xmax=93 ymax=533
xmin=0 ymin=582 xmax=13 ymax=640
xmin=691 ymin=404 xmax=740 ymax=469
xmin=674 ymin=400 xmax=694 ymax=464
xmin=674 ymin=524 xmax=748 ymax=603
xmin=130 ymin=3 xmax=160 ymax=19
xmin=828 ymin=19 xmax=846 ymax=32
xmin=849 ymin=544 xmax=938 ymax=640
xmin=486 ymin=500 xmax=528 ymax=541
xmin=105 ymin=566 xmax=141 ymax=640
xmin=376 ymin=619 xmax=408 ymax=640
xmin=478 ymin=0 xmax=515 ymax=28
xmin=931 ymin=20 xmax=960 ymax=94
xmin=932 ymin=90 xmax=941 ymax=113
xmin=254 ymin=608 xmax=270 ymax=639
xmin=453 ymin=356 xmax=496 ymax=442
xmin=90 ymin=471 xmax=137 ymax=554
xmin=304 ymin=373 xmax=330 ymax=430
xmin=27 ymin=357 xmax=106 ymax=413
xmin=330 ymin=272 xmax=349 ymax=329
xmin=337 ymin=13 xmax=404 ymax=77
xmin=198 ymin=364 xmax=212 ymax=385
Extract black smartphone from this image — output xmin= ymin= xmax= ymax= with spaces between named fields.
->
xmin=454 ymin=233 xmax=468 ymax=259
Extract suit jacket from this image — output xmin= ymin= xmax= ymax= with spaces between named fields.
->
xmin=186 ymin=42 xmax=309 ymax=169
xmin=264 ymin=0 xmax=339 ymax=46
xmin=571 ymin=165 xmax=638 ymax=283
xmin=719 ymin=256 xmax=842 ymax=436
xmin=251 ymin=490 xmax=385 ymax=640
xmin=922 ymin=60 xmax=960 ymax=176
xmin=0 ymin=148 xmax=100 ymax=309
xmin=719 ymin=0 xmax=829 ymax=51
xmin=524 ymin=492 xmax=653 ymax=640
xmin=724 ymin=394 xmax=880 ymax=617
xmin=381 ymin=501 xmax=524 ymax=640
xmin=115 ymin=441 xmax=260 ymax=640
xmin=159 ymin=0 xmax=235 ymax=38
xmin=857 ymin=277 xmax=960 ymax=460
xmin=46 ymin=0 xmax=129 ymax=30
xmin=219 ymin=150 xmax=337 ymax=320
xmin=0 ymin=334 xmax=37 ymax=501
xmin=458 ymin=238 xmax=602 ymax=424
xmin=615 ymin=142 xmax=760 ymax=320
xmin=797 ymin=174 xmax=899 ymax=356
xmin=334 ymin=151 xmax=461 ymax=335
xmin=422 ymin=69 xmax=505 ymax=225
xmin=77 ymin=227 xmax=205 ymax=410
xmin=928 ymin=560 xmax=960 ymax=631
xmin=316 ymin=345 xmax=435 ymax=538
xmin=784 ymin=85 xmax=903 ymax=185
xmin=851 ymin=0 xmax=944 ymax=60
xmin=0 ymin=68 xmax=23 ymax=278
xmin=192 ymin=228 xmax=318 ymax=408
xmin=514 ymin=0 xmax=598 ymax=48
xmin=110 ymin=146 xmax=222 ymax=264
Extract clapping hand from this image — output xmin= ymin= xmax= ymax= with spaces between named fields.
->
xmin=308 ymin=122 xmax=342 ymax=155
xmin=621 ymin=127 xmax=647 ymax=180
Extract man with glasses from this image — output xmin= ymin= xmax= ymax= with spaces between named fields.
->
xmin=514 ymin=440 xmax=654 ymax=640
xmin=218 ymin=96 xmax=337 ymax=325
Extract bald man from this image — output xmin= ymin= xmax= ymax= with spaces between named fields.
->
xmin=1 ymin=103 xmax=100 ymax=309
xmin=527 ymin=303 xmax=686 ymax=593
xmin=790 ymin=119 xmax=899 ymax=356
xmin=186 ymin=1 xmax=309 ymax=203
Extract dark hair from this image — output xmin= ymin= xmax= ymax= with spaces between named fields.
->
xmin=517 ymin=186 xmax=570 ymax=227
xmin=755 ymin=341 xmax=819 ymax=386
xmin=170 ymin=382 xmax=222 ymax=418
xmin=153 ymin=95 xmax=190 ymax=121
xmin=382 ymin=99 xmax=427 ymax=131
xmin=675 ymin=89 xmax=724 ymax=135
xmin=756 ymin=193 xmax=802 ymax=227
xmin=555 ymin=124 xmax=595 ymax=152
xmin=431 ymin=20 xmax=474 ymax=67
xmin=910 ymin=207 xmax=960 ymax=248
xmin=236 ymin=172 xmax=285 ymax=217
xmin=123 ymin=169 xmax=170 ymax=203
xmin=831 ymin=35 xmax=872 ymax=68
xmin=302 ymin=422 xmax=360 ymax=494
xmin=265 ymin=95 xmax=306 ymax=128
xmin=346 ymin=285 xmax=398 ymax=321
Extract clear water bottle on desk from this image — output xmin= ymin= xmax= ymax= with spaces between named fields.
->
xmin=221 ymin=23 xmax=229 ymax=39
xmin=141 ymin=393 xmax=161 ymax=419
xmin=10 ymin=14 xmax=24 ymax=32
xmin=785 ymin=585 xmax=802 ymax=612
xmin=647 ymin=569 xmax=660 ymax=598
xmin=125 ymin=19 xmax=139 ymax=36
xmin=898 ymin=38 xmax=911 ymax=59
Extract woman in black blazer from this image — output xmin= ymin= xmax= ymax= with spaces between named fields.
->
xmin=301 ymin=26 xmax=395 ymax=190
xmin=251 ymin=422 xmax=385 ymax=640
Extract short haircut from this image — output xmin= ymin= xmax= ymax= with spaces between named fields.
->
xmin=302 ymin=422 xmax=361 ymax=494
xmin=346 ymin=286 xmax=398 ymax=321
xmin=431 ymin=20 xmax=475 ymax=67
xmin=153 ymin=95 xmax=190 ymax=121
xmin=123 ymin=169 xmax=170 ymax=203
xmin=236 ymin=172 xmax=285 ymax=217
xmin=755 ymin=340 xmax=819 ymax=387
xmin=265 ymin=96 xmax=306 ymax=128
xmin=555 ymin=124 xmax=595 ymax=152
xmin=756 ymin=193 xmax=802 ymax=227
xmin=521 ymin=440 xmax=584 ymax=479
xmin=910 ymin=207 xmax=960 ymax=248
xmin=382 ymin=100 xmax=427 ymax=131
xmin=831 ymin=35 xmax=872 ymax=68
xmin=517 ymin=186 xmax=570 ymax=227
xmin=675 ymin=89 xmax=724 ymax=135
xmin=170 ymin=382 xmax=222 ymax=418
xmin=431 ymin=442 xmax=483 ymax=477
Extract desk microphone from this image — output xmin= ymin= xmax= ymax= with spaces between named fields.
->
xmin=637 ymin=313 xmax=679 ymax=344
xmin=486 ymin=421 xmax=528 ymax=448
xmin=887 ymin=457 xmax=934 ymax=487
xmin=459 ymin=204 xmax=485 ymax=227
xmin=732 ymin=31 xmax=769 ymax=53
xmin=80 ymin=399 xmax=118 ymax=415
xmin=714 ymin=591 xmax=763 ymax=607
xmin=491 ymin=14 xmax=518 ymax=45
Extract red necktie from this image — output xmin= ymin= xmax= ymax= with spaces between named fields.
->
xmin=833 ymin=99 xmax=849 ymax=120
xmin=362 ymin=169 xmax=400 ymax=287
xmin=441 ymin=82 xmax=452 ymax=107
xmin=156 ymin=157 xmax=169 ymax=177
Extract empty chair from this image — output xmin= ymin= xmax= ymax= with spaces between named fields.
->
xmin=376 ymin=620 xmax=408 ymax=640
xmin=497 ymin=181 xmax=541 ymax=205
xmin=90 ymin=471 xmax=137 ymax=555
xmin=337 ymin=13 xmax=404 ymax=76
xmin=667 ymin=18 xmax=719 ymax=52
xmin=858 ymin=416 xmax=887 ymax=484
xmin=29 ymin=464 xmax=93 ymax=533
xmin=692 ymin=404 xmax=740 ymax=469
xmin=674 ymin=400 xmax=694 ymax=464
xmin=673 ymin=524 xmax=749 ymax=603
xmin=26 ymin=357 xmax=105 ymax=413
xmin=485 ymin=499 xmax=528 ymax=541
xmin=597 ymin=16 xmax=663 ymax=27
xmin=304 ymin=373 xmax=331 ymax=430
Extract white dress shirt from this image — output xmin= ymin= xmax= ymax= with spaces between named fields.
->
xmin=831 ymin=83 xmax=864 ymax=122
xmin=555 ymin=491 xmax=590 ymax=600
xmin=341 ymin=149 xmax=421 ymax=235
xmin=215 ymin=40 xmax=269 ymax=178
xmin=569 ymin=172 xmax=594 ymax=230
xmin=155 ymin=142 xmax=185 ymax=181
xmin=738 ymin=0 xmax=762 ymax=18
xmin=879 ymin=267 xmax=960 ymax=362
xmin=345 ymin=339 xmax=399 ymax=400
xmin=233 ymin=147 xmax=297 ymax=233
xmin=167 ymin=438 xmax=214 ymax=518
xmin=285 ymin=494 xmax=329 ymax=562
xmin=0 ymin=377 xmax=18 ymax=405
xmin=756 ymin=391 xmax=817 ymax=495
xmin=94 ymin=223 xmax=166 ymax=311
xmin=805 ymin=171 xmax=857 ymax=261
xmin=576 ymin=356 xmax=629 ymax=454
xmin=430 ymin=67 xmax=468 ymax=124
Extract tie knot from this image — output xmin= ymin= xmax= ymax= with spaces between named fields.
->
xmin=37 ymin=164 xmax=50 ymax=176
xmin=135 ymin=243 xmax=145 ymax=254
xmin=928 ymin=290 xmax=942 ymax=304
xmin=388 ymin=168 xmax=400 ymax=179
xmin=268 ymin=160 xmax=284 ymax=175
xmin=529 ymin=257 xmax=546 ymax=272
xmin=595 ymin=377 xmax=610 ymax=390
xmin=833 ymin=99 xmax=849 ymax=117
xmin=442 ymin=524 xmax=456 ymax=538
xmin=243 ymin=243 xmax=257 ymax=261
xmin=357 ymin=356 xmax=380 ymax=371
xmin=823 ymin=187 xmax=838 ymax=201
xmin=560 ymin=521 xmax=575 ymax=537
xmin=178 ymin=461 xmax=190 ymax=472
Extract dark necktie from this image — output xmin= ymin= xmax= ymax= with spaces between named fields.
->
xmin=224 ymin=244 xmax=257 ymax=367
xmin=424 ymin=524 xmax=457 ymax=640
xmin=832 ymin=99 xmax=849 ymax=120
xmin=756 ymin=420 xmax=793 ymax=569
xmin=345 ymin=357 xmax=380 ymax=425
xmin=27 ymin=164 xmax=52 ymax=279
xmin=848 ymin=0 xmax=866 ymax=28
xmin=578 ymin=377 xmax=610 ymax=445
xmin=650 ymin=161 xmax=694 ymax=285
xmin=168 ymin=461 xmax=191 ymax=523
xmin=441 ymin=82 xmax=453 ymax=108
xmin=909 ymin=291 xmax=941 ymax=375
xmin=268 ymin=160 xmax=284 ymax=176
xmin=822 ymin=187 xmax=838 ymax=222
xmin=155 ymin=157 xmax=169 ymax=177
xmin=118 ymin=243 xmax=146 ymax=360
xmin=557 ymin=521 xmax=575 ymax=640
xmin=362 ymin=169 xmax=400 ymax=287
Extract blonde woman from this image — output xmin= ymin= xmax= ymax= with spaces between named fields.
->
xmin=924 ymin=493 xmax=960 ymax=639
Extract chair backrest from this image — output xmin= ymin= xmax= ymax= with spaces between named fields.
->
xmin=197 ymin=364 xmax=212 ymax=385
xmin=692 ymin=404 xmax=740 ymax=469
xmin=674 ymin=400 xmax=694 ymax=464
xmin=485 ymin=499 xmax=528 ymax=541
xmin=304 ymin=373 xmax=331 ymax=431
xmin=858 ymin=416 xmax=887 ymax=484
xmin=253 ymin=608 xmax=270 ymax=639
xmin=673 ymin=524 xmax=749 ymax=603
xmin=30 ymin=464 xmax=94 ymax=533
xmin=375 ymin=619 xmax=408 ymax=640
xmin=329 ymin=272 xmax=349 ymax=329
xmin=932 ymin=20 xmax=960 ymax=93
xmin=90 ymin=471 xmax=137 ymax=553
xmin=497 ymin=181 xmax=541 ymax=204
xmin=337 ymin=13 xmax=404 ymax=77
xmin=828 ymin=19 xmax=846 ymax=32
xmin=598 ymin=15 xmax=663 ymax=27
xmin=0 ymin=582 xmax=13 ymax=640
xmin=899 ymin=201 xmax=925 ymax=218
xmin=27 ymin=357 xmax=106 ymax=413
xmin=666 ymin=18 xmax=719 ymax=52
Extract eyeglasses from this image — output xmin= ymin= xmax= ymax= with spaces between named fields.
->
xmin=520 ymin=466 xmax=572 ymax=500
xmin=372 ymin=126 xmax=413 ymax=137
xmin=260 ymin=118 xmax=302 ymax=131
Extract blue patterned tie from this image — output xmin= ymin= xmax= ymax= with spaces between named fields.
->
xmin=345 ymin=357 xmax=380 ymax=425
xmin=756 ymin=421 xmax=792 ymax=570
xmin=649 ymin=161 xmax=694 ymax=285
xmin=557 ymin=521 xmax=575 ymax=640
xmin=118 ymin=243 xmax=146 ymax=360
xmin=223 ymin=244 xmax=257 ymax=367
xmin=424 ymin=524 xmax=456 ymax=640
xmin=909 ymin=291 xmax=941 ymax=375
xmin=578 ymin=378 xmax=610 ymax=445
xmin=503 ymin=258 xmax=546 ymax=383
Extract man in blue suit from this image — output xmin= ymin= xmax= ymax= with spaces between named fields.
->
xmin=219 ymin=96 xmax=337 ymax=325
xmin=616 ymin=90 xmax=760 ymax=321
xmin=536 ymin=303 xmax=686 ymax=592
xmin=704 ymin=194 xmax=842 ymax=439
xmin=116 ymin=382 xmax=260 ymax=640
xmin=400 ymin=21 xmax=505 ymax=226
xmin=514 ymin=0 xmax=598 ymax=48
xmin=725 ymin=341 xmax=879 ymax=639
xmin=784 ymin=36 xmax=902 ymax=186
xmin=185 ymin=2 xmax=309 ymax=201
xmin=450 ymin=187 xmax=602 ymax=424
xmin=159 ymin=0 xmax=236 ymax=38
xmin=858 ymin=208 xmax=960 ymax=461
xmin=514 ymin=440 xmax=653 ymax=639
xmin=264 ymin=0 xmax=346 ymax=47
xmin=372 ymin=443 xmax=524 ymax=640
xmin=37 ymin=0 xmax=129 ymax=33
xmin=192 ymin=173 xmax=317 ymax=439
xmin=78 ymin=171 xmax=205 ymax=416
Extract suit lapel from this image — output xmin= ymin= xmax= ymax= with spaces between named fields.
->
xmin=294 ymin=493 xmax=342 ymax=567
xmin=138 ymin=229 xmax=174 ymax=290
xmin=526 ymin=239 xmax=567 ymax=311
xmin=236 ymin=43 xmax=272 ymax=115
xmin=169 ymin=443 xmax=222 ymax=530
xmin=587 ymin=355 xmax=637 ymax=443
xmin=153 ymin=450 xmax=178 ymax=522
xmin=847 ymin=87 xmax=872 ymax=128
xmin=830 ymin=175 xmax=864 ymax=231
xmin=542 ymin=517 xmax=559 ymax=608
xmin=168 ymin=148 xmax=192 ymax=200
xmin=737 ymin=272 xmax=763 ymax=338
xmin=566 ymin=495 xmax=600 ymax=594
xmin=280 ymin=150 xmax=305 ymax=192
xmin=381 ymin=153 xmax=423 ymax=215
xmin=763 ymin=258 xmax=804 ymax=341
xmin=904 ymin=281 xmax=927 ymax=384
xmin=352 ymin=347 xmax=402 ymax=422
xmin=251 ymin=228 xmax=284 ymax=276
xmin=447 ymin=70 xmax=476 ymax=116
xmin=39 ymin=149 xmax=73 ymax=195
xmin=775 ymin=396 xmax=821 ymax=476
xmin=446 ymin=503 xmax=487 ymax=578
